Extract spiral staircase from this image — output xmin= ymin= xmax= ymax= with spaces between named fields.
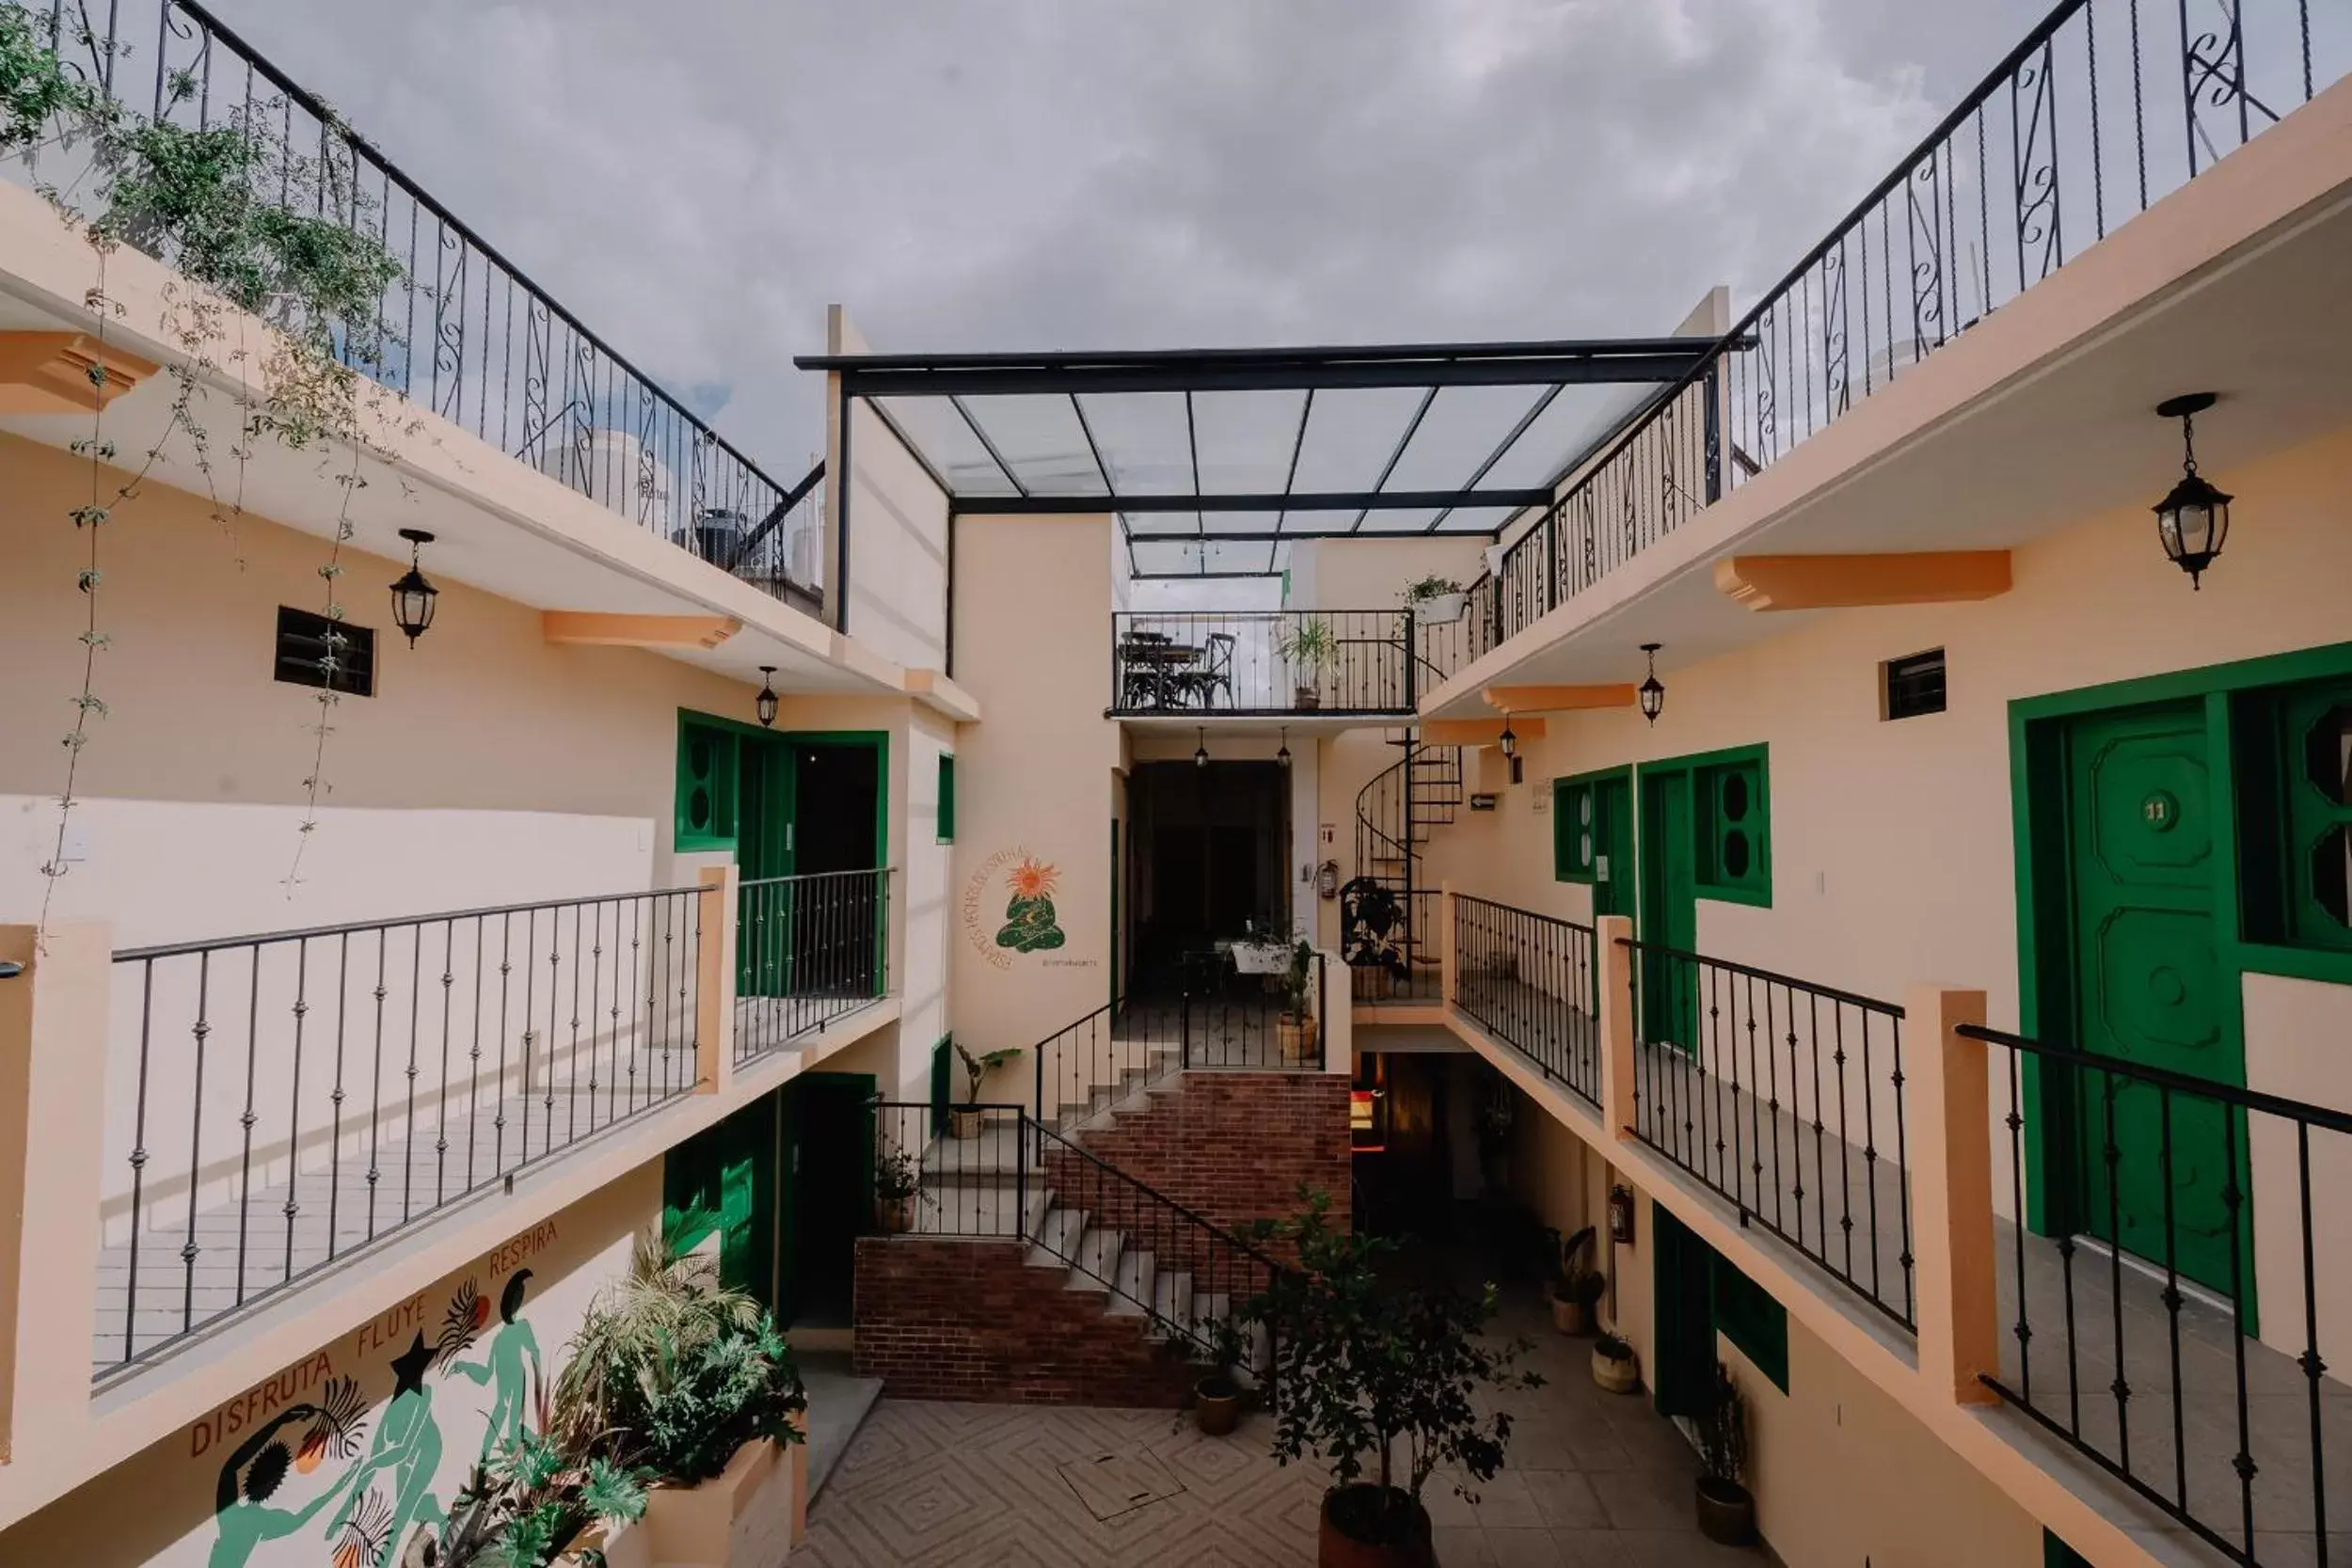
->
xmin=1347 ymin=727 xmax=1464 ymax=998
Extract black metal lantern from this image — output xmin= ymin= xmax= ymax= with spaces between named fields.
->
xmin=2153 ymin=392 xmax=2231 ymax=589
xmin=1499 ymin=718 xmax=1517 ymax=759
xmin=755 ymin=666 xmax=779 ymax=728
xmin=1638 ymin=643 xmax=1665 ymax=725
xmin=388 ymin=529 xmax=438 ymax=646
xmin=1277 ymin=726 xmax=1291 ymax=768
xmin=1195 ymin=727 xmax=1209 ymax=768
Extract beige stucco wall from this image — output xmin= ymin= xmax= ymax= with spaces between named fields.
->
xmin=1290 ymin=535 xmax=1487 ymax=612
xmin=946 ymin=514 xmax=1120 ymax=1085
xmin=838 ymin=399 xmax=950 ymax=673
xmin=0 ymin=1163 xmax=658 ymax=1568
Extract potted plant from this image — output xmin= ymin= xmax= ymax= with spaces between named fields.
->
xmin=1229 ymin=1190 xmax=1543 ymax=1568
xmin=1192 ymin=1313 xmax=1253 ymax=1437
xmin=553 ymin=1227 xmax=809 ymax=1568
xmin=1694 ymin=1363 xmax=1756 ymax=1544
xmin=873 ymin=1143 xmax=921 ymax=1234
xmin=1591 ymin=1332 xmax=1640 ymax=1395
xmin=949 ymin=1042 xmax=1023 ymax=1139
xmin=430 ymin=1430 xmax=651 ymax=1568
xmin=1277 ymin=940 xmax=1320 ymax=1065
xmin=1402 ymin=574 xmax=1467 ymax=625
xmin=1546 ymin=1227 xmax=1605 ymax=1335
xmin=1279 ymin=618 xmax=1341 ymax=710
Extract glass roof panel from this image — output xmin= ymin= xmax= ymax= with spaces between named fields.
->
xmin=876 ymin=397 xmax=1018 ymax=494
xmin=956 ymin=394 xmax=1104 ymax=496
xmin=1191 ymin=389 xmax=1311 ymax=496
xmin=1069 ymin=392 xmax=1193 ymax=494
xmin=1283 ymin=387 xmax=1432 ymax=494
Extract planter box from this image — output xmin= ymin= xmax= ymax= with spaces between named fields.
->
xmin=1278 ymin=1017 xmax=1320 ymax=1066
xmin=638 ymin=1434 xmax=806 ymax=1567
xmin=1413 ymin=592 xmax=1467 ymax=625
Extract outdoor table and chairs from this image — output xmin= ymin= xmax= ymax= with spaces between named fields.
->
xmin=1116 ymin=629 xmax=1236 ymax=709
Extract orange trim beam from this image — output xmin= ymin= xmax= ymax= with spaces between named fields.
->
xmin=1481 ymin=684 xmax=1635 ymax=713
xmin=542 ymin=612 xmax=742 ymax=650
xmin=1420 ymin=717 xmax=1548 ymax=748
xmin=1712 ymin=550 xmax=2011 ymax=611
xmin=0 ymin=331 xmax=158 ymax=414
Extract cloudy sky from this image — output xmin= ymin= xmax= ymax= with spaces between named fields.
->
xmin=216 ymin=0 xmax=2054 ymax=482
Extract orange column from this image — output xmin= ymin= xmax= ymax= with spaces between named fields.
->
xmin=1596 ymin=914 xmax=1637 ymax=1143
xmin=695 ymin=864 xmax=739 ymax=1093
xmin=1904 ymin=984 xmax=2001 ymax=1406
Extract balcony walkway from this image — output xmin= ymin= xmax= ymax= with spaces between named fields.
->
xmin=1456 ymin=977 xmax=2352 ymax=1565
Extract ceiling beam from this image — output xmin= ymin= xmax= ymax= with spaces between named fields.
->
xmin=1713 ymin=550 xmax=2013 ymax=611
xmin=542 ymin=612 xmax=743 ymax=650
xmin=0 ymin=331 xmax=158 ymax=414
xmin=953 ymin=487 xmax=1549 ymax=517
xmin=1421 ymin=717 xmax=1549 ymax=748
xmin=835 ymin=355 xmax=1705 ymax=398
xmin=1482 ymin=684 xmax=1635 ymax=713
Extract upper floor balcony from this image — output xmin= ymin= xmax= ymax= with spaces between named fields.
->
xmin=1107 ymin=606 xmax=1484 ymax=719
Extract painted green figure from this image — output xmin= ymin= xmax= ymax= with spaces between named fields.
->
xmin=996 ymin=893 xmax=1065 ymax=952
xmin=329 ymin=1334 xmax=447 ymax=1561
xmin=207 ymin=1404 xmax=363 ymax=1568
xmin=444 ymin=1270 xmax=542 ymax=1462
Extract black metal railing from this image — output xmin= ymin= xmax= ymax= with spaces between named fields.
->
xmin=1352 ymin=888 xmax=1446 ymax=1006
xmin=1621 ymin=937 xmax=1915 ymax=1331
xmin=1961 ymin=1021 xmax=2350 ymax=1568
xmin=1032 ymin=964 xmax=1326 ymax=1131
xmin=872 ymin=1100 xmax=1028 ymax=1238
xmin=1454 ymin=896 xmax=1599 ymax=1107
xmin=6 ymin=0 xmax=822 ymax=613
xmin=1474 ymin=0 xmax=2340 ymax=654
xmin=1110 ymin=610 xmax=1420 ymax=715
xmin=103 ymin=884 xmax=706 ymax=1376
xmin=735 ymin=868 xmax=891 ymax=1064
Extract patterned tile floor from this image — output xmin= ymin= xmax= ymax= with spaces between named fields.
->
xmin=796 ymin=1287 xmax=1776 ymax=1566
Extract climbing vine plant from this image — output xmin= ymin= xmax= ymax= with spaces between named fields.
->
xmin=2 ymin=4 xmax=413 ymax=921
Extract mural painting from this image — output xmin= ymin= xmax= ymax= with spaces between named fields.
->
xmin=961 ymin=847 xmax=1068 ymax=969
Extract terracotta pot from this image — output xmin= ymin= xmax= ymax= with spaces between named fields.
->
xmin=1695 ymin=1477 xmax=1756 ymax=1545
xmin=874 ymin=1195 xmax=915 ymax=1235
xmin=1317 ymin=1485 xmax=1434 ymax=1568
xmin=948 ymin=1106 xmax=985 ymax=1141
xmin=1549 ymin=1295 xmax=1589 ymax=1336
xmin=1592 ymin=1344 xmax=1639 ymax=1395
xmin=1295 ymin=687 xmax=1322 ymax=711
xmin=1278 ymin=1017 xmax=1320 ymax=1066
xmin=1195 ymin=1374 xmax=1241 ymax=1436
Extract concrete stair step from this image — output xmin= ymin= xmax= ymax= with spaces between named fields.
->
xmin=1106 ymin=1246 xmax=1157 ymax=1318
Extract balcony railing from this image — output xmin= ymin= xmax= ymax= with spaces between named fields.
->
xmin=1110 ymin=610 xmax=1460 ymax=717
xmin=1454 ymin=895 xmax=1599 ymax=1106
xmin=735 ymin=868 xmax=892 ymax=1064
xmin=4 ymin=0 xmax=822 ymax=614
xmin=103 ymin=884 xmax=707 ymax=1376
xmin=1963 ymin=1020 xmax=2352 ymax=1568
xmin=1034 ymin=957 xmax=1327 ymax=1131
xmin=1623 ymin=936 xmax=1915 ymax=1332
xmin=1470 ymin=0 xmax=2340 ymax=655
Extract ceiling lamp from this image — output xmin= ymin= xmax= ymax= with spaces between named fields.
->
xmin=1277 ymin=726 xmax=1292 ymax=768
xmin=1195 ymin=727 xmax=1209 ymax=768
xmin=755 ymin=666 xmax=779 ymax=728
xmin=1499 ymin=718 xmax=1517 ymax=759
xmin=1639 ymin=643 xmax=1665 ymax=725
xmin=388 ymin=529 xmax=438 ymax=646
xmin=2153 ymin=392 xmax=2231 ymax=589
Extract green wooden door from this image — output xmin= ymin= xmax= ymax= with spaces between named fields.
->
xmin=2063 ymin=702 xmax=2243 ymax=1291
xmin=1638 ymin=768 xmax=1699 ymax=1049
xmin=662 ymin=1094 xmax=780 ymax=1307
xmin=737 ymin=739 xmax=796 ymax=998
xmin=1592 ymin=774 xmax=1635 ymax=919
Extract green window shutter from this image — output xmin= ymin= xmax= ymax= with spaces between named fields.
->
xmin=938 ymin=753 xmax=957 ymax=844
xmin=676 ymin=719 xmax=739 ymax=850
xmin=1709 ymin=1254 xmax=1789 ymax=1392
xmin=1554 ymin=781 xmax=1597 ymax=882
xmin=1693 ymin=750 xmax=1771 ymax=906
xmin=930 ymin=1036 xmax=954 ymax=1133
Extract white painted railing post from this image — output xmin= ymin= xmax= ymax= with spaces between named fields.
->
xmin=1596 ymin=914 xmax=1637 ymax=1143
xmin=695 ymin=865 xmax=739 ymax=1093
xmin=1905 ymin=985 xmax=2002 ymax=1405
xmin=0 ymin=923 xmax=109 ymax=1461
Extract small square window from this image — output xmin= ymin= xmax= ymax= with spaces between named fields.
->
xmin=1883 ymin=648 xmax=1947 ymax=721
xmin=937 ymin=754 xmax=957 ymax=844
xmin=274 ymin=606 xmax=375 ymax=697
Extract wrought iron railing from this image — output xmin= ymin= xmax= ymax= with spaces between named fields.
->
xmin=872 ymin=1100 xmax=1029 ymax=1238
xmin=103 ymin=883 xmax=706 ymax=1376
xmin=1960 ymin=1020 xmax=2350 ymax=1568
xmin=1110 ymin=610 xmax=1419 ymax=715
xmin=1476 ymin=0 xmax=2340 ymax=653
xmin=1351 ymin=887 xmax=1446 ymax=1006
xmin=735 ymin=868 xmax=891 ymax=1064
xmin=1031 ymin=959 xmax=1326 ymax=1129
xmin=6 ymin=0 xmax=822 ymax=613
xmin=1454 ymin=896 xmax=1600 ymax=1107
xmin=1621 ymin=936 xmax=1915 ymax=1331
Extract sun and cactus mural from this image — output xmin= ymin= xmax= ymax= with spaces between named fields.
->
xmin=994 ymin=856 xmax=1067 ymax=953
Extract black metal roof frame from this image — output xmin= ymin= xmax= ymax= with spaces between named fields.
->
xmin=794 ymin=336 xmax=1732 ymax=555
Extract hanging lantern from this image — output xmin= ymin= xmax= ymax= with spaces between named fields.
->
xmin=2152 ymin=392 xmax=2231 ymax=589
xmin=1195 ymin=727 xmax=1209 ymax=768
xmin=388 ymin=529 xmax=438 ymax=647
xmin=1277 ymin=726 xmax=1292 ymax=769
xmin=755 ymin=666 xmax=779 ymax=728
xmin=1638 ymin=643 xmax=1665 ymax=725
xmin=1499 ymin=718 xmax=1517 ymax=759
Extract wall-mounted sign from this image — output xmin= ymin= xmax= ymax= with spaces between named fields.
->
xmin=1469 ymin=793 xmax=1499 ymax=812
xmin=962 ymin=847 xmax=1069 ymax=971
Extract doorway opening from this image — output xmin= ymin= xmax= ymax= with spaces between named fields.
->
xmin=1125 ymin=759 xmax=1290 ymax=995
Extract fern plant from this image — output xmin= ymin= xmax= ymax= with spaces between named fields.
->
xmin=434 ymin=1430 xmax=649 ymax=1568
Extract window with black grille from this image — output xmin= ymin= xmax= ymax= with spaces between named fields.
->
xmin=274 ymin=606 xmax=376 ymax=697
xmin=1883 ymin=648 xmax=1946 ymax=721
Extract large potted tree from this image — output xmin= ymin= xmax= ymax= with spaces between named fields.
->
xmin=950 ymin=1041 xmax=1023 ymax=1139
xmin=553 ymin=1227 xmax=808 ymax=1568
xmin=1230 ymin=1191 xmax=1541 ymax=1568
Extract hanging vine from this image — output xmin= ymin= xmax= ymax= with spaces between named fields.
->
xmin=4 ymin=6 xmax=412 ymax=916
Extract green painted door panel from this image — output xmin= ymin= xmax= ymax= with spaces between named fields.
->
xmin=1593 ymin=775 xmax=1635 ymax=919
xmin=2065 ymin=702 xmax=2244 ymax=1291
xmin=1639 ymin=768 xmax=1699 ymax=1049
